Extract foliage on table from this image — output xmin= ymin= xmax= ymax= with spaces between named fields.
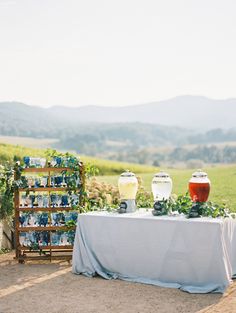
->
xmin=136 ymin=176 xmax=153 ymax=208
xmin=167 ymin=193 xmax=231 ymax=218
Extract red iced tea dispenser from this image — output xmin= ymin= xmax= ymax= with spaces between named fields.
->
xmin=188 ymin=170 xmax=211 ymax=218
xmin=189 ymin=170 xmax=211 ymax=203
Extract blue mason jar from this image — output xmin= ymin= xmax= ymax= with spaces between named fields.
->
xmin=23 ymin=156 xmax=30 ymax=168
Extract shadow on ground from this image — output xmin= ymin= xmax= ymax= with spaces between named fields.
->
xmin=0 ymin=252 xmax=233 ymax=313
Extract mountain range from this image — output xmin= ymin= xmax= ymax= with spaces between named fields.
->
xmin=1 ymin=96 xmax=236 ymax=164
xmin=0 ymin=95 xmax=236 ymax=130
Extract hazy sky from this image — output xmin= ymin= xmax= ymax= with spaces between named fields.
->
xmin=0 ymin=0 xmax=235 ymax=107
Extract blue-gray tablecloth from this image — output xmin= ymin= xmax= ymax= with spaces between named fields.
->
xmin=72 ymin=210 xmax=236 ymax=293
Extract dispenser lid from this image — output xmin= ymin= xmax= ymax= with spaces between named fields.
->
xmin=154 ymin=171 xmax=170 ymax=178
xmin=120 ymin=170 xmax=136 ymax=177
xmin=192 ymin=169 xmax=208 ymax=178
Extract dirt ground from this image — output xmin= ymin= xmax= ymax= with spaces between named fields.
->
xmin=0 ymin=252 xmax=236 ymax=313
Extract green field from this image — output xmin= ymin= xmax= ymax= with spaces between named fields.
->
xmin=0 ymin=135 xmax=58 ymax=149
xmin=97 ymin=165 xmax=236 ymax=210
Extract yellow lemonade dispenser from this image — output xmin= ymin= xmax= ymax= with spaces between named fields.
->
xmin=118 ymin=171 xmax=138 ymax=213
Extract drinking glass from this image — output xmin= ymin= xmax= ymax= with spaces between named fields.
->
xmin=29 ymin=158 xmax=36 ymax=168
xmin=28 ymin=214 xmax=36 ymax=226
xmin=67 ymin=156 xmax=76 ymax=167
xmin=70 ymin=194 xmax=79 ymax=207
xmin=40 ymin=158 xmax=46 ymax=168
xmin=41 ymin=176 xmax=48 ymax=188
xmin=67 ymin=230 xmax=75 ymax=245
xmin=23 ymin=156 xmax=30 ymax=168
xmin=56 ymin=176 xmax=63 ymax=187
xmin=60 ymin=233 xmax=68 ymax=245
xmin=42 ymin=231 xmax=50 ymax=245
xmin=56 ymin=157 xmax=62 ymax=166
xmin=20 ymin=194 xmax=26 ymax=207
xmin=61 ymin=194 xmax=69 ymax=207
xmin=38 ymin=232 xmax=48 ymax=245
xmin=30 ymin=157 xmax=41 ymax=168
xmin=70 ymin=212 xmax=78 ymax=222
xmin=55 ymin=194 xmax=61 ymax=207
xmin=34 ymin=177 xmax=41 ymax=188
xmin=43 ymin=195 xmax=49 ymax=208
xmin=37 ymin=195 xmax=43 ymax=207
xmin=25 ymin=195 xmax=31 ymax=207
xmin=50 ymin=194 xmax=57 ymax=207
xmin=64 ymin=176 xmax=70 ymax=186
xmin=54 ymin=176 xmax=59 ymax=187
xmin=19 ymin=214 xmax=26 ymax=227
xmin=51 ymin=232 xmax=60 ymax=245
xmin=52 ymin=213 xmax=60 ymax=226
xmin=29 ymin=194 xmax=35 ymax=208
xmin=39 ymin=213 xmax=48 ymax=227
xmin=27 ymin=176 xmax=34 ymax=188
xmin=50 ymin=158 xmax=57 ymax=167
xmin=50 ymin=176 xmax=55 ymax=187
xmin=56 ymin=212 xmax=65 ymax=225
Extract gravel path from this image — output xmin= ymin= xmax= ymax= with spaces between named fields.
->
xmin=0 ymin=252 xmax=235 ymax=313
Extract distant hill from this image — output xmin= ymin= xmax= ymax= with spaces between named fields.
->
xmin=1 ymin=95 xmax=236 ymax=130
xmin=1 ymin=97 xmax=236 ymax=165
xmin=46 ymin=95 xmax=236 ymax=130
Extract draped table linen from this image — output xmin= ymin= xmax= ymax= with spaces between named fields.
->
xmin=72 ymin=210 xmax=236 ymax=293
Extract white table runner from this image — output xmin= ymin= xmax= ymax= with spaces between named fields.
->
xmin=72 ymin=210 xmax=236 ymax=293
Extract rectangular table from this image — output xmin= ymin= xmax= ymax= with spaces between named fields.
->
xmin=72 ymin=210 xmax=236 ymax=293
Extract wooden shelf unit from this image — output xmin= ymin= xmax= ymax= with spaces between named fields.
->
xmin=14 ymin=166 xmax=85 ymax=263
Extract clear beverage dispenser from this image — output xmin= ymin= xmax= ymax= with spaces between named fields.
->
xmin=151 ymin=171 xmax=172 ymax=216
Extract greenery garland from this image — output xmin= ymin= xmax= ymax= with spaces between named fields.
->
xmin=153 ymin=193 xmax=231 ymax=218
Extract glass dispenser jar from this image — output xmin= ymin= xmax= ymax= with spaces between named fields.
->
xmin=152 ymin=171 xmax=173 ymax=201
xmin=151 ymin=171 xmax=173 ymax=216
xmin=118 ymin=171 xmax=138 ymax=213
xmin=189 ymin=170 xmax=210 ymax=203
xmin=188 ymin=170 xmax=211 ymax=218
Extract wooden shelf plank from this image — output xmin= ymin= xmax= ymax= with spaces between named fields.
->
xmin=22 ymin=167 xmax=73 ymax=173
xmin=18 ymin=226 xmax=76 ymax=231
xmin=17 ymin=255 xmax=72 ymax=261
xmin=18 ymin=187 xmax=71 ymax=192
xmin=17 ymin=206 xmax=77 ymax=212
xmin=19 ymin=245 xmax=73 ymax=250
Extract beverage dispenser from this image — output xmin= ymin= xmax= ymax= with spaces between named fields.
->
xmin=188 ymin=169 xmax=211 ymax=218
xmin=152 ymin=171 xmax=172 ymax=216
xmin=118 ymin=171 xmax=138 ymax=213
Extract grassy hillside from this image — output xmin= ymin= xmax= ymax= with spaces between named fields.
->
xmin=0 ymin=143 xmax=157 ymax=175
xmin=97 ymin=165 xmax=236 ymax=210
